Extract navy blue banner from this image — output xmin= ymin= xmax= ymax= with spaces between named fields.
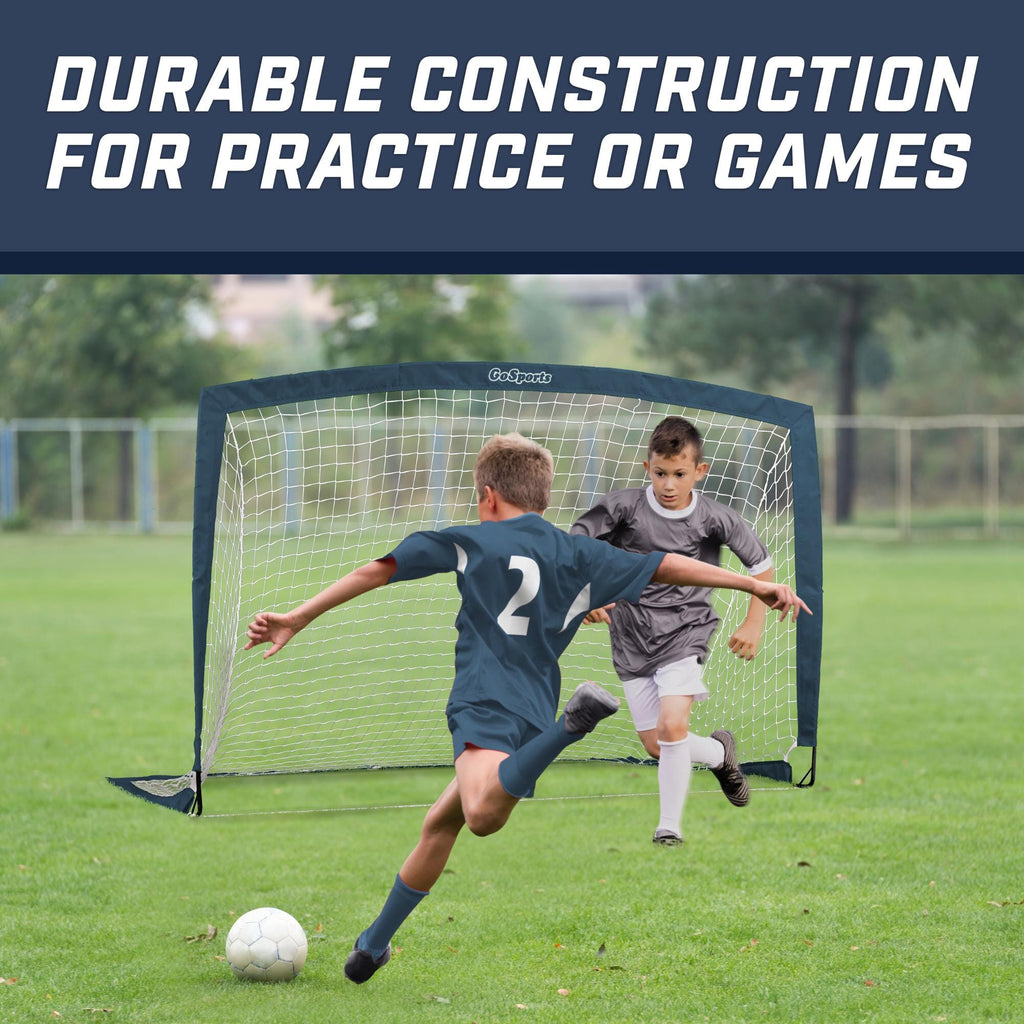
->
xmin=3 ymin=0 xmax=1020 ymax=270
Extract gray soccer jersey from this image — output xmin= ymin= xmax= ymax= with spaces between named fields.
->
xmin=570 ymin=487 xmax=772 ymax=679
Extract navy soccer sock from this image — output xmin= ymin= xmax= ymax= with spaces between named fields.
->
xmin=358 ymin=874 xmax=429 ymax=959
xmin=497 ymin=714 xmax=584 ymax=799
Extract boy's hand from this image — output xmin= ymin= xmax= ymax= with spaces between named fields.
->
xmin=582 ymin=604 xmax=614 ymax=625
xmin=728 ymin=620 xmax=763 ymax=661
xmin=752 ymin=581 xmax=812 ymax=622
xmin=244 ymin=611 xmax=301 ymax=658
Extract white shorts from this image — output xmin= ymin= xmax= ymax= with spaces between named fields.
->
xmin=620 ymin=656 xmax=709 ymax=733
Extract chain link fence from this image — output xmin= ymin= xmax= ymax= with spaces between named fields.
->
xmin=2 ymin=414 xmax=1023 ymax=539
xmin=0 ymin=418 xmax=195 ymax=533
xmin=816 ymin=414 xmax=1024 ymax=539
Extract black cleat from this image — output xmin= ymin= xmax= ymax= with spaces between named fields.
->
xmin=563 ymin=681 xmax=620 ymax=734
xmin=710 ymin=729 xmax=750 ymax=807
xmin=652 ymin=828 xmax=685 ymax=846
xmin=344 ymin=940 xmax=391 ymax=984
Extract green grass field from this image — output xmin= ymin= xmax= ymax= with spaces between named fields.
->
xmin=2 ymin=535 xmax=1022 ymax=1023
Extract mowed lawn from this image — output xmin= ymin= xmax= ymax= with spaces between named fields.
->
xmin=1 ymin=534 xmax=1022 ymax=1023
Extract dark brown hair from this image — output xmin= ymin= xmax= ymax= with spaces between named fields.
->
xmin=648 ymin=416 xmax=704 ymax=462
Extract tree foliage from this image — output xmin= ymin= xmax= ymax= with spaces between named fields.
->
xmin=316 ymin=275 xmax=521 ymax=366
xmin=645 ymin=275 xmax=1024 ymax=402
xmin=0 ymin=274 xmax=239 ymax=521
xmin=0 ymin=274 xmax=235 ymax=417
xmin=643 ymin=274 xmax=1024 ymax=521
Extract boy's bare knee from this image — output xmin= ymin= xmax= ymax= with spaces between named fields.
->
xmin=467 ymin=819 xmax=499 ymax=837
xmin=465 ymin=816 xmax=496 ymax=836
xmin=657 ymin=723 xmax=688 ymax=744
xmin=461 ymin=799 xmax=510 ymax=836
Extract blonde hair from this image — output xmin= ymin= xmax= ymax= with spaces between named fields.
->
xmin=473 ymin=433 xmax=553 ymax=513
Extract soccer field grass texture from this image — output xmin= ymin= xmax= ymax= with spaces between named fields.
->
xmin=1 ymin=535 xmax=1022 ymax=1023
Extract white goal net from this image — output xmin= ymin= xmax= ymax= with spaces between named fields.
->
xmin=199 ymin=380 xmax=801 ymax=784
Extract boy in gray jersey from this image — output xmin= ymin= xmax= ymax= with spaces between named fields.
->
xmin=571 ymin=417 xmax=775 ymax=845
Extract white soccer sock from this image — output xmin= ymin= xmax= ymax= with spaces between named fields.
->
xmin=687 ymin=731 xmax=725 ymax=769
xmin=656 ymin=737 xmax=691 ymax=837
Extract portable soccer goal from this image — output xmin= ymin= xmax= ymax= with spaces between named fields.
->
xmin=109 ymin=362 xmax=822 ymax=814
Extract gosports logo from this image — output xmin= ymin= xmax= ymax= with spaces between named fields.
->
xmin=488 ymin=367 xmax=553 ymax=386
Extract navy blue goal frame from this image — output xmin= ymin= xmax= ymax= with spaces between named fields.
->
xmin=109 ymin=361 xmax=823 ymax=814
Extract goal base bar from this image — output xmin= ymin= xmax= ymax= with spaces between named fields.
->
xmin=741 ymin=759 xmax=794 ymax=784
xmin=107 ymin=753 xmax=812 ymax=816
xmin=107 ymin=773 xmax=199 ymax=815
xmin=590 ymin=755 xmax=799 ymax=784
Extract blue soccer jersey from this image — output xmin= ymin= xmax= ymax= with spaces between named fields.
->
xmin=385 ymin=513 xmax=664 ymax=730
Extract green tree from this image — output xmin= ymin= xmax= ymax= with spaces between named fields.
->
xmin=511 ymin=277 xmax=573 ymax=364
xmin=315 ymin=274 xmax=521 ymax=509
xmin=643 ymin=275 xmax=1024 ymax=522
xmin=316 ymin=275 xmax=521 ymax=366
xmin=0 ymin=274 xmax=237 ymax=518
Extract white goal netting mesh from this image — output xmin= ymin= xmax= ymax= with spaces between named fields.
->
xmin=200 ymin=387 xmax=798 ymax=780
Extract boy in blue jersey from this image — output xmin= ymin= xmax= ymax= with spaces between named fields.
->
xmin=572 ymin=416 xmax=781 ymax=846
xmin=244 ymin=433 xmax=809 ymax=984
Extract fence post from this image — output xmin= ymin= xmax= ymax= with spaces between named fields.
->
xmin=136 ymin=423 xmax=155 ymax=534
xmin=428 ymin=426 xmax=449 ymax=529
xmin=984 ymin=420 xmax=1000 ymax=539
xmin=70 ymin=420 xmax=84 ymax=530
xmin=579 ymin=430 xmax=602 ymax=511
xmin=0 ymin=424 xmax=17 ymax=522
xmin=897 ymin=421 xmax=912 ymax=540
xmin=282 ymin=421 xmax=300 ymax=536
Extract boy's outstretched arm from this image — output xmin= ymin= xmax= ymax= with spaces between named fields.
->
xmin=245 ymin=557 xmax=397 ymax=658
xmin=729 ymin=567 xmax=773 ymax=660
xmin=652 ymin=553 xmax=810 ymax=621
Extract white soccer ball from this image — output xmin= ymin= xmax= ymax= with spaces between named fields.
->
xmin=225 ymin=907 xmax=308 ymax=981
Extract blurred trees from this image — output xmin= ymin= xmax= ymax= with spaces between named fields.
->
xmin=512 ymin=277 xmax=573 ymax=364
xmin=643 ymin=275 xmax=1024 ymax=521
xmin=315 ymin=275 xmax=522 ymax=508
xmin=0 ymin=274 xmax=236 ymax=517
xmin=316 ymin=275 xmax=520 ymax=365
xmin=3 ymin=271 xmax=1021 ymax=526
xmin=0 ymin=275 xmax=234 ymax=416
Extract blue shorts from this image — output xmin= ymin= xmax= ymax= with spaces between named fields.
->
xmin=447 ymin=700 xmax=544 ymax=797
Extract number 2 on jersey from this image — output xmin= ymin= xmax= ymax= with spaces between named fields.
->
xmin=496 ymin=555 xmax=540 ymax=636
